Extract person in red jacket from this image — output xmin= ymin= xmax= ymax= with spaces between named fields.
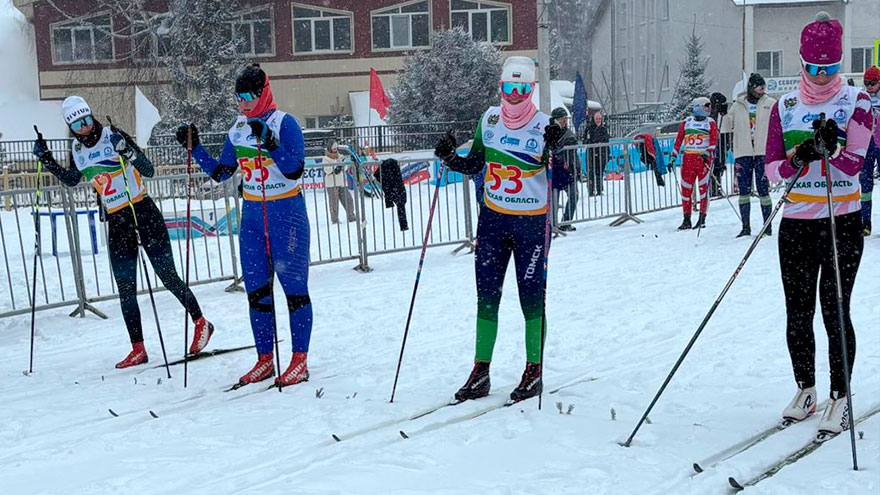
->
xmin=672 ymin=97 xmax=719 ymax=229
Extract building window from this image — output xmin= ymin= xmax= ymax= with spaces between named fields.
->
xmin=450 ymin=0 xmax=511 ymax=44
xmin=224 ymin=6 xmax=275 ymax=57
xmin=304 ymin=115 xmax=339 ymax=129
xmin=51 ymin=14 xmax=113 ymax=64
xmin=659 ymin=0 xmax=668 ymax=20
xmin=851 ymin=47 xmax=873 ymax=74
xmin=132 ymin=17 xmax=172 ymax=60
xmin=293 ymin=4 xmax=353 ymax=54
xmin=372 ymin=1 xmax=431 ymax=51
xmin=756 ymin=50 xmax=782 ymax=77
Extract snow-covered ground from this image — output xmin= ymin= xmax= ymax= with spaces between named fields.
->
xmin=0 ymin=204 xmax=877 ymax=494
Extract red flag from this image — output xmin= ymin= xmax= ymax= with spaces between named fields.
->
xmin=369 ymin=68 xmax=391 ymax=121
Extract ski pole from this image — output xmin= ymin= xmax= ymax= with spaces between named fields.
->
xmin=183 ymin=125 xmax=193 ymax=388
xmin=538 ymin=136 xmax=555 ymax=411
xmin=107 ymin=117 xmax=171 ymax=379
xmin=817 ymin=126 xmax=858 ymax=471
xmin=27 ymin=125 xmax=45 ymax=375
xmin=254 ymin=134 xmax=282 ymax=392
xmin=621 ymin=157 xmax=809 ymax=448
xmin=389 ymin=161 xmax=446 ymax=403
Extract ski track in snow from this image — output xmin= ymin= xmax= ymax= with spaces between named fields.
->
xmin=0 ymin=205 xmax=877 ymax=494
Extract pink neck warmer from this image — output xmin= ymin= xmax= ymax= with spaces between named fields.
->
xmin=799 ymin=68 xmax=843 ymax=105
xmin=501 ymin=97 xmax=537 ymax=129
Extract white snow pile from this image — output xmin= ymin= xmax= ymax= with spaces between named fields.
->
xmin=0 ymin=205 xmax=877 ymax=494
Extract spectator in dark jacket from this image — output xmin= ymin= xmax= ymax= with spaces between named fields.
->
xmin=550 ymin=107 xmax=579 ymax=231
xmin=584 ymin=111 xmax=609 ymax=195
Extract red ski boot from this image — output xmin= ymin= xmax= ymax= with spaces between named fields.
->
xmin=116 ymin=342 xmax=148 ymax=369
xmin=237 ymin=353 xmax=275 ymax=386
xmin=275 ymin=352 xmax=309 ymax=388
xmin=454 ymin=362 xmax=491 ymax=402
xmin=188 ymin=317 xmax=214 ymax=356
xmin=509 ymin=362 xmax=543 ymax=403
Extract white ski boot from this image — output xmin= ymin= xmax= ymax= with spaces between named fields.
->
xmin=817 ymin=392 xmax=850 ymax=442
xmin=781 ymin=386 xmax=817 ymax=425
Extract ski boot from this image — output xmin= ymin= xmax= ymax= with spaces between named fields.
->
xmin=188 ymin=317 xmax=214 ymax=356
xmin=275 ymin=352 xmax=309 ymax=387
xmin=116 ymin=341 xmax=148 ymax=369
xmin=509 ymin=363 xmax=543 ymax=403
xmin=454 ymin=362 xmax=491 ymax=402
xmin=781 ymin=385 xmax=817 ymax=424
xmin=237 ymin=353 xmax=275 ymax=386
xmin=817 ymin=391 xmax=850 ymax=440
xmin=736 ymin=226 xmax=751 ymax=238
xmin=677 ymin=216 xmax=692 ymax=231
xmin=692 ymin=213 xmax=707 ymax=229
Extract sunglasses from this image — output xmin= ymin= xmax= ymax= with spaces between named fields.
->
xmin=235 ymin=92 xmax=259 ymax=103
xmin=69 ymin=115 xmax=94 ymax=132
xmin=501 ymin=82 xmax=533 ymax=96
xmin=866 ymin=80 xmax=880 ymax=87
xmin=801 ymin=57 xmax=841 ymax=77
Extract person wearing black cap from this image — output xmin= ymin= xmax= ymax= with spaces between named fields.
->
xmin=550 ymin=107 xmax=578 ymax=231
xmin=178 ymin=64 xmax=313 ymax=389
xmin=721 ymin=73 xmax=777 ymax=237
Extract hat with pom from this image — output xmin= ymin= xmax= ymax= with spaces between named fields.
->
xmin=799 ymin=11 xmax=843 ymax=65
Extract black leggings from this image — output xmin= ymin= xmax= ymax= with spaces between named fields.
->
xmin=107 ymin=197 xmax=202 ymax=343
xmin=779 ymin=212 xmax=863 ymax=394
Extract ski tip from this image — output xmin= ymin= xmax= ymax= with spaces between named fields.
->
xmin=331 ymin=434 xmax=342 ymax=442
xmin=692 ymin=463 xmax=703 ymax=474
xmin=616 ymin=441 xmax=631 ymax=448
xmin=399 ymin=430 xmax=409 ymax=439
xmin=224 ymin=382 xmax=245 ymax=392
xmin=108 ymin=408 xmax=119 ymax=417
xmin=728 ymin=477 xmax=744 ymax=491
xmin=149 ymin=410 xmax=158 ymax=419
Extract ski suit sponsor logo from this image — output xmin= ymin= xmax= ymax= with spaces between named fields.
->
xmin=483 ymin=130 xmax=495 ymax=143
xmin=487 ymin=114 xmax=499 ymax=126
xmin=782 ymin=112 xmax=794 ymax=127
xmin=524 ymin=244 xmax=543 ymax=280
xmin=833 ymin=108 xmax=847 ymax=124
xmin=89 ymin=151 xmax=100 ymax=159
xmin=500 ymin=135 xmax=520 ymax=146
xmin=834 ymin=93 xmax=850 ymax=107
xmin=104 ymin=147 xmax=113 ymax=156
xmin=802 ymin=112 xmax=823 ymax=124
xmin=784 ymin=97 xmax=798 ymax=110
xmin=525 ymin=138 xmax=539 ymax=151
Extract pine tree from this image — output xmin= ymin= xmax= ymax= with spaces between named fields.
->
xmin=669 ymin=30 xmax=712 ymax=119
xmin=388 ymin=28 xmax=502 ymax=124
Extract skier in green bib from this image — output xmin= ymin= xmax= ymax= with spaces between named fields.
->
xmin=434 ymin=56 xmax=563 ymax=403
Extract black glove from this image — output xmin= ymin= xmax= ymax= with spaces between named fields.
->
xmin=175 ymin=123 xmax=200 ymax=149
xmin=543 ymin=123 xmax=564 ymax=149
xmin=333 ymin=165 xmax=344 ymax=174
xmin=434 ymin=131 xmax=457 ymax=161
xmin=32 ymin=136 xmax=52 ymax=161
xmin=109 ymin=133 xmax=134 ymax=159
xmin=793 ymin=138 xmax=822 ymax=167
xmin=817 ymin=119 xmax=839 ymax=155
xmin=247 ymin=118 xmax=278 ymax=151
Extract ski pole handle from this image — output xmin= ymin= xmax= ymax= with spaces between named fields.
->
xmin=33 ymin=125 xmax=43 ymax=141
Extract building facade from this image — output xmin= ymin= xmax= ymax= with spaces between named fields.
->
xmin=588 ymin=0 xmax=878 ymax=114
xmin=12 ymin=0 xmax=538 ymax=131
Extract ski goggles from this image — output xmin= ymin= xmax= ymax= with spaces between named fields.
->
xmin=801 ymin=57 xmax=841 ymax=77
xmin=69 ymin=115 xmax=94 ymax=132
xmin=501 ymin=82 xmax=533 ymax=97
xmin=865 ymin=79 xmax=880 ymax=88
xmin=235 ymin=92 xmax=259 ymax=103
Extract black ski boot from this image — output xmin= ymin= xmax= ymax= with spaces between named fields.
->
xmin=454 ymin=362 xmax=491 ymax=402
xmin=692 ymin=213 xmax=706 ymax=229
xmin=677 ymin=216 xmax=692 ymax=231
xmin=509 ymin=363 xmax=543 ymax=403
xmin=736 ymin=226 xmax=751 ymax=238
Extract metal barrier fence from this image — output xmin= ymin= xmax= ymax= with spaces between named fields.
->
xmin=1 ymin=138 xmax=742 ymax=320
xmin=0 ymin=156 xmax=477 ymax=319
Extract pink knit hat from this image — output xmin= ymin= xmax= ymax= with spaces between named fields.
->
xmin=799 ymin=12 xmax=843 ymax=64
